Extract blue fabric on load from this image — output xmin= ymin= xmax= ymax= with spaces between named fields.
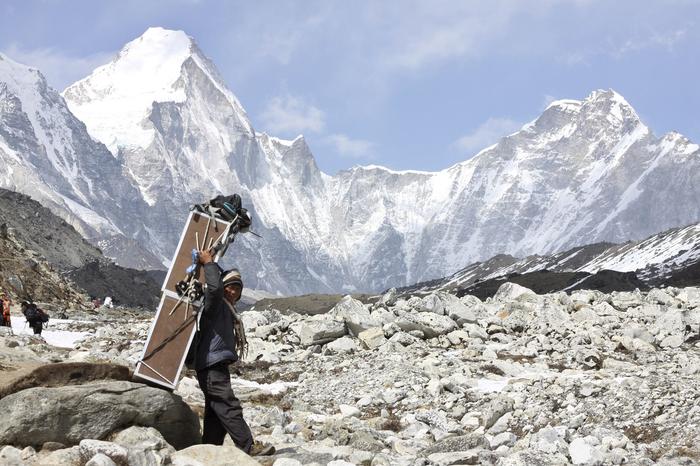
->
xmin=194 ymin=263 xmax=237 ymax=370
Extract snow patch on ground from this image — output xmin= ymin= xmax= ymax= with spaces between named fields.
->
xmin=10 ymin=317 xmax=91 ymax=348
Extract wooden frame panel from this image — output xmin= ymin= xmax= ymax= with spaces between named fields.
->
xmin=134 ymin=293 xmax=199 ymax=389
xmin=161 ymin=211 xmax=231 ymax=295
xmin=135 ymin=211 xmax=231 ymax=390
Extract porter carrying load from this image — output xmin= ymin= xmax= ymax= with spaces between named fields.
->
xmin=134 ymin=194 xmax=253 ymax=390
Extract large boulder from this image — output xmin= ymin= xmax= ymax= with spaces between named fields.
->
xmin=0 ymin=362 xmax=131 ymax=399
xmin=437 ymin=292 xmax=477 ymax=325
xmin=358 ymin=327 xmax=386 ymax=350
xmin=171 ymin=445 xmax=260 ymax=466
xmin=493 ymin=283 xmax=538 ymax=302
xmin=650 ymin=309 xmax=686 ymax=342
xmin=109 ymin=426 xmax=176 ymax=466
xmin=0 ymin=381 xmax=200 ymax=450
xmin=395 ymin=312 xmax=458 ymax=339
xmin=329 ymin=296 xmax=381 ymax=336
xmin=240 ymin=311 xmax=269 ymax=330
xmin=289 ymin=316 xmax=346 ymax=347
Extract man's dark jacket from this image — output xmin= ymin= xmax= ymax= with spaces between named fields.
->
xmin=194 ymin=263 xmax=238 ymax=371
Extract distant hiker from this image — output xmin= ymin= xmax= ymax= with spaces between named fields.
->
xmin=21 ymin=301 xmax=48 ymax=335
xmin=192 ymin=249 xmax=273 ymax=456
xmin=0 ymin=292 xmax=11 ymax=327
xmin=103 ymin=296 xmax=113 ymax=308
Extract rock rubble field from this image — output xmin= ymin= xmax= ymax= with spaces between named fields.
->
xmin=0 ymin=283 xmax=699 ymax=465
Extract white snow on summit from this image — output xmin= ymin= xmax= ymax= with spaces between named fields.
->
xmin=63 ymin=27 xmax=252 ymax=153
xmin=62 ymin=28 xmax=193 ymax=151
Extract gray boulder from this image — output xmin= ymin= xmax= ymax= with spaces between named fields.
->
xmin=85 ymin=453 xmax=118 ymax=466
xmin=0 ymin=362 xmax=131 ymax=399
xmin=79 ymin=440 xmax=128 ymax=465
xmin=330 ymin=295 xmax=381 ymax=336
xmin=37 ymin=446 xmax=83 ymax=466
xmin=358 ymin=327 xmax=387 ymax=350
xmin=0 ymin=381 xmax=200 ymax=449
xmin=396 ymin=312 xmax=458 ymax=338
xmin=418 ymin=294 xmax=445 ymax=314
xmin=325 ymin=336 xmax=358 ymax=354
xmin=651 ymin=309 xmax=686 ymax=341
xmin=442 ymin=294 xmax=478 ymax=325
xmin=482 ymin=396 xmax=515 ymax=429
xmin=109 ymin=426 xmax=175 ymax=466
xmin=171 ymin=445 xmax=260 ymax=466
xmin=493 ymin=283 xmax=538 ymax=302
xmin=289 ymin=316 xmax=347 ymax=346
xmin=421 ymin=434 xmax=489 ymax=454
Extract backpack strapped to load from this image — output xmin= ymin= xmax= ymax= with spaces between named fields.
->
xmin=176 ymin=194 xmax=255 ymax=303
xmin=193 ymin=194 xmax=252 ymax=234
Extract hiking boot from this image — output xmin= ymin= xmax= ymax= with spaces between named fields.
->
xmin=249 ymin=441 xmax=276 ymax=456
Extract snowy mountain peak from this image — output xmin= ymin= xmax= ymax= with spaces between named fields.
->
xmin=543 ymin=89 xmax=639 ymax=124
xmin=582 ymin=88 xmax=640 ymax=124
xmin=63 ymin=27 xmax=252 ymax=153
xmin=545 ymin=98 xmax=582 ymax=114
xmin=0 ymin=53 xmax=46 ymax=96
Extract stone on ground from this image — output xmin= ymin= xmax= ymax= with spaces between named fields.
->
xmin=0 ymin=381 xmax=200 ymax=449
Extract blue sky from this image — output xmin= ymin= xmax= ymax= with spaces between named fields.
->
xmin=1 ymin=0 xmax=698 ymax=174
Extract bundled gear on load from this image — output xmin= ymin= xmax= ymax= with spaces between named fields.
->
xmin=193 ymin=194 xmax=252 ymax=235
xmin=176 ymin=193 xmax=257 ymax=303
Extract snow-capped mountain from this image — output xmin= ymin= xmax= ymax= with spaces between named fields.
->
xmin=3 ymin=27 xmax=699 ymax=294
xmin=0 ymin=53 xmax=163 ymax=268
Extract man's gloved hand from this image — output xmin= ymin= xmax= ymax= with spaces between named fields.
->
xmin=197 ymin=249 xmax=214 ymax=265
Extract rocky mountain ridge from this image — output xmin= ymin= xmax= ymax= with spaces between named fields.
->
xmin=0 ymin=188 xmax=159 ymax=307
xmin=57 ymin=28 xmax=700 ymax=292
xmin=398 ymin=221 xmax=700 ymax=298
xmin=2 ymin=27 xmax=699 ymax=294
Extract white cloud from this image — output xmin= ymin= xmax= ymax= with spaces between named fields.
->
xmin=259 ymin=95 xmax=326 ymax=135
xmin=324 ymin=134 xmax=375 ymax=159
xmin=382 ymin=2 xmax=519 ymax=71
xmin=614 ymin=29 xmax=687 ymax=57
xmin=453 ymin=117 xmax=523 ymax=155
xmin=1 ymin=44 xmax=114 ymax=90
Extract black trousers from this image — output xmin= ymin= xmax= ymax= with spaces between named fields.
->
xmin=196 ymin=363 xmax=253 ymax=452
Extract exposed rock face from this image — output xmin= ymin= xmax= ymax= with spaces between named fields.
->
xmin=0 ymin=381 xmax=200 ymax=449
xmin=0 ymin=188 xmax=160 ymax=307
xmin=0 ymin=54 xmax=157 ymax=268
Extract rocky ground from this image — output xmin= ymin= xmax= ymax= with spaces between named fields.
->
xmin=0 ymin=283 xmax=699 ymax=465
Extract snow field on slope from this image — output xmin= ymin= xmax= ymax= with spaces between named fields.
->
xmin=582 ymin=224 xmax=700 ymax=273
